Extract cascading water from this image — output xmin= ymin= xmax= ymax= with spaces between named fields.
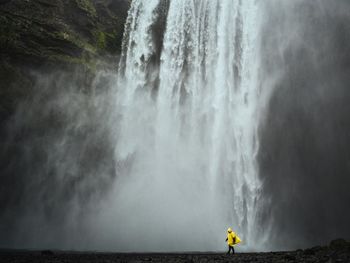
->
xmin=104 ymin=0 xmax=263 ymax=251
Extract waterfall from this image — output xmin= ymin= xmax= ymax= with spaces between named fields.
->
xmin=109 ymin=0 xmax=263 ymax=251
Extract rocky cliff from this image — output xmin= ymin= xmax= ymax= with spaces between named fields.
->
xmin=0 ymin=0 xmax=130 ymax=123
xmin=0 ymin=1 xmax=130 ymax=246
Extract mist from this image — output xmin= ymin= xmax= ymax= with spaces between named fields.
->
xmin=0 ymin=68 xmax=119 ymax=249
xmin=0 ymin=0 xmax=350 ymax=252
xmin=258 ymin=0 xmax=350 ymax=250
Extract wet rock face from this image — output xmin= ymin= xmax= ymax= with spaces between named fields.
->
xmin=0 ymin=0 xmax=130 ymax=66
xmin=0 ymin=0 xmax=130 ymax=124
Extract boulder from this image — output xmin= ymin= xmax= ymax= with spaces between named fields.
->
xmin=329 ymin=239 xmax=350 ymax=251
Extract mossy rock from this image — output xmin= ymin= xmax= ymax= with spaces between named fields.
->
xmin=75 ymin=0 xmax=97 ymax=17
xmin=0 ymin=0 xmax=130 ymax=121
xmin=329 ymin=239 xmax=350 ymax=250
xmin=96 ymin=31 xmax=107 ymax=50
xmin=94 ymin=30 xmax=121 ymax=54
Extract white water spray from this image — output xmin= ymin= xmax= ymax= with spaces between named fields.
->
xmin=99 ymin=0 xmax=263 ymax=251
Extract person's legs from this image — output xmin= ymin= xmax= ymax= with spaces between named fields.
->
xmin=227 ymin=245 xmax=235 ymax=255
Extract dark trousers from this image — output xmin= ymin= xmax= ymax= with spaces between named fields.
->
xmin=227 ymin=245 xmax=235 ymax=254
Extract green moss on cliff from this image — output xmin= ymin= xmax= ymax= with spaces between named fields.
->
xmin=104 ymin=30 xmax=124 ymax=54
xmin=96 ymin=31 xmax=107 ymax=50
xmin=75 ymin=0 xmax=97 ymax=17
xmin=0 ymin=0 xmax=129 ymax=67
xmin=93 ymin=28 xmax=124 ymax=54
xmin=54 ymin=31 xmax=97 ymax=54
xmin=0 ymin=0 xmax=130 ymax=124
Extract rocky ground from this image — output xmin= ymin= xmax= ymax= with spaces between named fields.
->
xmin=0 ymin=239 xmax=349 ymax=263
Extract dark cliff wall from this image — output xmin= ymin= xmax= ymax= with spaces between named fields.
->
xmin=258 ymin=0 xmax=350 ymax=250
xmin=0 ymin=0 xmax=130 ymax=64
xmin=0 ymin=0 xmax=130 ymax=123
xmin=0 ymin=0 xmax=130 ymax=248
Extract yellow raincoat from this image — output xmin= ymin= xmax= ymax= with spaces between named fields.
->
xmin=227 ymin=228 xmax=241 ymax=247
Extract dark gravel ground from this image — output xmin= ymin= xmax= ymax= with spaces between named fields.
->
xmin=0 ymin=239 xmax=349 ymax=263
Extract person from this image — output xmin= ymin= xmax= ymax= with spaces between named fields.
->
xmin=225 ymin=227 xmax=240 ymax=255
